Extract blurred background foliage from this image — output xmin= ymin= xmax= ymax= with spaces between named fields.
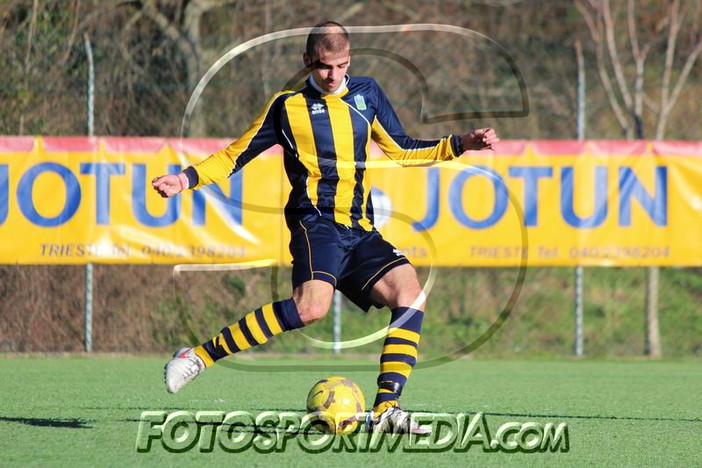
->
xmin=1 ymin=0 xmax=700 ymax=140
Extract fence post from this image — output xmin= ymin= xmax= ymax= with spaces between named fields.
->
xmin=574 ymin=39 xmax=585 ymax=357
xmin=84 ymin=33 xmax=95 ymax=353
xmin=645 ymin=266 xmax=661 ymax=358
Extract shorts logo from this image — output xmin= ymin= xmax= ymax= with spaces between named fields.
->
xmin=354 ymin=94 xmax=367 ymax=110
xmin=393 ymin=248 xmax=405 ymax=257
xmin=311 ymin=103 xmax=326 ymax=115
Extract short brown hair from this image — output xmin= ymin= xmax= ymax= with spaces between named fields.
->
xmin=305 ymin=21 xmax=350 ymax=60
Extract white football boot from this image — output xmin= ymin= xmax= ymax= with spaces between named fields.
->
xmin=366 ymin=404 xmax=432 ymax=435
xmin=164 ymin=347 xmax=206 ymax=393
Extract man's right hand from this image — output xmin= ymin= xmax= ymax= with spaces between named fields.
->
xmin=152 ymin=173 xmax=189 ymax=198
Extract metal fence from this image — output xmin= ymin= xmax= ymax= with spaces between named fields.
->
xmin=0 ymin=264 xmax=700 ymax=357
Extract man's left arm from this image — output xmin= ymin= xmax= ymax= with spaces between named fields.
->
xmin=370 ymin=81 xmax=498 ymax=164
xmin=461 ymin=127 xmax=499 ymax=152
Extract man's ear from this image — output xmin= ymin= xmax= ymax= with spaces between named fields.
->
xmin=303 ymin=52 xmax=312 ymax=69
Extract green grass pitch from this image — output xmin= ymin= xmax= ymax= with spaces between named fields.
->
xmin=0 ymin=356 xmax=699 ymax=466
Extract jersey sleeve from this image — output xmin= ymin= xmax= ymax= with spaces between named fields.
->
xmin=370 ymin=80 xmax=463 ymax=166
xmin=184 ymin=93 xmax=285 ymax=189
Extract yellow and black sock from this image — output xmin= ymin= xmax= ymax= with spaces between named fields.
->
xmin=373 ymin=307 xmax=424 ymax=417
xmin=193 ymin=298 xmax=303 ymax=367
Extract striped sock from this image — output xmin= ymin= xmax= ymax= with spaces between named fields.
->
xmin=373 ymin=307 xmax=424 ymax=415
xmin=193 ymin=298 xmax=304 ymax=367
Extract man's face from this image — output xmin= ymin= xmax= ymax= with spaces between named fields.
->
xmin=304 ymin=46 xmax=351 ymax=93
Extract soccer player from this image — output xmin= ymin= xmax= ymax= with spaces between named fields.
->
xmin=153 ymin=21 xmax=498 ymax=434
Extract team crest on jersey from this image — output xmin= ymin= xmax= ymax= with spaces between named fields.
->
xmin=354 ymin=94 xmax=367 ymax=110
xmin=311 ymin=102 xmax=326 ymax=115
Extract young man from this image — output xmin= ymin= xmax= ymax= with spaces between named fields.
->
xmin=152 ymin=21 xmax=498 ymax=434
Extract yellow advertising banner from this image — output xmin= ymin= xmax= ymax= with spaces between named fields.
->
xmin=0 ymin=137 xmax=700 ymax=266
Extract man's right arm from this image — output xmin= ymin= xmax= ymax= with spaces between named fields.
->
xmin=152 ymin=93 xmax=285 ymax=198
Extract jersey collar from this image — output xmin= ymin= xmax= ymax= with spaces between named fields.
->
xmin=307 ymin=75 xmax=349 ymax=98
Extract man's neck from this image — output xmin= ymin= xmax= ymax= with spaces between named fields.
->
xmin=308 ymin=75 xmax=348 ymax=95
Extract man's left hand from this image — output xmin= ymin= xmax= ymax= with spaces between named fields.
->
xmin=461 ymin=128 xmax=499 ymax=152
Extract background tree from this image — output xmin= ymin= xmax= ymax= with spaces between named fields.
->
xmin=576 ymin=0 xmax=702 ymax=358
xmin=576 ymin=0 xmax=702 ymax=139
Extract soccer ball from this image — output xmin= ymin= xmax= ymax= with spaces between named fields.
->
xmin=306 ymin=376 xmax=366 ymax=435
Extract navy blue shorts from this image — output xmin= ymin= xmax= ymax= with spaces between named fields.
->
xmin=288 ymin=214 xmax=410 ymax=312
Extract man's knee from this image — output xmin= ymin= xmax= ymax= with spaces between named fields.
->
xmin=292 ymin=280 xmax=334 ymax=324
xmin=372 ymin=264 xmax=426 ymax=310
xmin=296 ymin=301 xmax=330 ymax=324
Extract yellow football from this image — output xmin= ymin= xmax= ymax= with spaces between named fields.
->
xmin=305 ymin=376 xmax=366 ymax=435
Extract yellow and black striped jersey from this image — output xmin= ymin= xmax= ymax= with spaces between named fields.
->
xmin=183 ymin=75 xmax=463 ymax=231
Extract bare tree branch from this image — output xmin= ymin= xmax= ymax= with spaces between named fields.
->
xmin=627 ymin=0 xmax=640 ymax=58
xmin=603 ymin=0 xmax=633 ymax=112
xmin=141 ymin=0 xmax=196 ymax=58
xmin=117 ymin=11 xmax=147 ymax=76
xmin=657 ymin=37 xmax=702 ymax=138
xmin=58 ymin=0 xmax=81 ymax=68
xmin=577 ymin=0 xmax=600 ymax=41
xmin=24 ymin=0 xmax=38 ymax=75
xmin=19 ymin=0 xmax=39 ymax=135
xmin=642 ymin=93 xmax=659 ymax=114
xmin=337 ymin=2 xmax=365 ymax=22
xmin=656 ymin=0 xmax=683 ymax=139
xmin=576 ymin=0 xmax=630 ymax=135
xmin=659 ymin=0 xmax=681 ymax=109
xmin=595 ymin=41 xmax=631 ymax=136
xmin=628 ymin=0 xmax=650 ymax=138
